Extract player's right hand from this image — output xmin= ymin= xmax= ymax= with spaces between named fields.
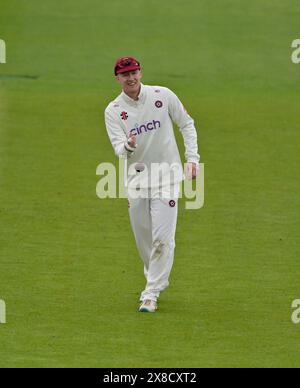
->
xmin=127 ymin=134 xmax=137 ymax=148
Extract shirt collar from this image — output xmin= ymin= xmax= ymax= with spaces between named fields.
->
xmin=121 ymin=83 xmax=146 ymax=105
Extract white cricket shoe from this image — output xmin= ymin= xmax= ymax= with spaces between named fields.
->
xmin=139 ymin=299 xmax=157 ymax=313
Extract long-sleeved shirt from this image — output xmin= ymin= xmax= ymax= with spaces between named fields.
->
xmin=104 ymin=83 xmax=200 ymax=189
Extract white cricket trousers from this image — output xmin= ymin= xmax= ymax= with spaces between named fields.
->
xmin=128 ymin=185 xmax=180 ymax=302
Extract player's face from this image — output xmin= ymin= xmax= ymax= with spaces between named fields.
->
xmin=116 ymin=70 xmax=142 ymax=94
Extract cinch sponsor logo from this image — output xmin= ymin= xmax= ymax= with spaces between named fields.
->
xmin=130 ymin=120 xmax=161 ymax=136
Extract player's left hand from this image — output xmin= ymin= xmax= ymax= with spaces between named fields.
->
xmin=186 ymin=162 xmax=199 ymax=180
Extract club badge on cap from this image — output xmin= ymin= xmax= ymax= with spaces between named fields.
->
xmin=114 ymin=57 xmax=141 ymax=75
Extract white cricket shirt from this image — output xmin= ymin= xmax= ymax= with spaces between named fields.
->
xmin=104 ymin=83 xmax=200 ymax=189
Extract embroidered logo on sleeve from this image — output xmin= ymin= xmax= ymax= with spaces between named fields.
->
xmin=155 ymin=100 xmax=163 ymax=108
xmin=169 ymin=200 xmax=176 ymax=208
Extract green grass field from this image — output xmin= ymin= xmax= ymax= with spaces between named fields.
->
xmin=1 ymin=0 xmax=300 ymax=368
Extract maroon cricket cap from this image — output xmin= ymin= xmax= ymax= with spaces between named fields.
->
xmin=114 ymin=57 xmax=141 ymax=76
